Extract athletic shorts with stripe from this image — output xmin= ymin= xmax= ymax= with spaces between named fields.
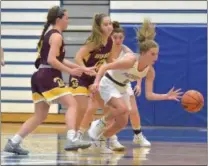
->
xmin=68 ymin=74 xmax=95 ymax=96
xmin=31 ymin=68 xmax=72 ymax=104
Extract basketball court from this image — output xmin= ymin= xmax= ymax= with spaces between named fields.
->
xmin=1 ymin=123 xmax=207 ymax=165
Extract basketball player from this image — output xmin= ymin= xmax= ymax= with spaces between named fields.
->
xmin=65 ymin=13 xmax=114 ymax=149
xmin=1 ymin=47 xmax=5 ymax=66
xmin=104 ymin=21 xmax=151 ymax=148
xmin=88 ymin=19 xmax=183 ymax=153
xmin=3 ymin=6 xmax=93 ymax=155
xmin=73 ymin=21 xmax=150 ymax=152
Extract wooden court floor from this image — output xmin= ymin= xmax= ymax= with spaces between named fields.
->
xmin=1 ymin=123 xmax=207 ymax=165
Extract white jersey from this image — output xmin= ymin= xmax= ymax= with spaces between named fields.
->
xmin=108 ymin=45 xmax=150 ymax=85
xmin=99 ymin=45 xmax=150 ymax=109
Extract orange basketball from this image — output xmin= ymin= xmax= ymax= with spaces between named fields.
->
xmin=181 ymin=90 xmax=204 ymax=113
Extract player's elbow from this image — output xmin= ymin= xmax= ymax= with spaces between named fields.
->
xmin=145 ymin=92 xmax=153 ymax=100
xmin=47 ymin=56 xmax=56 ymax=66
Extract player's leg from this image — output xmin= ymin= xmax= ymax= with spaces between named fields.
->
xmin=4 ymin=101 xmax=49 ymax=155
xmin=4 ymin=72 xmax=50 ymax=155
xmin=129 ymin=95 xmax=151 ymax=146
xmin=88 ymin=97 xmax=129 ymax=153
xmin=67 ymin=76 xmax=91 ymax=140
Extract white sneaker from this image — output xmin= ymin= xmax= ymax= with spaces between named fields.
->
xmin=100 ymin=139 xmax=113 ymax=154
xmin=109 ymin=135 xmax=125 ymax=151
xmin=88 ymin=119 xmax=105 ymax=140
xmin=133 ymin=133 xmax=151 ymax=147
xmin=88 ymin=139 xmax=113 ymax=154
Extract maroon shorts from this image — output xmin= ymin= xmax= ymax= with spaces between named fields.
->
xmin=31 ymin=68 xmax=71 ymax=103
xmin=68 ymin=73 xmax=95 ymax=96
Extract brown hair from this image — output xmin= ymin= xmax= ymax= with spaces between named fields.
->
xmin=37 ymin=6 xmax=66 ymax=49
xmin=85 ymin=13 xmax=108 ymax=49
xmin=136 ymin=18 xmax=158 ymax=53
xmin=112 ymin=21 xmax=125 ymax=35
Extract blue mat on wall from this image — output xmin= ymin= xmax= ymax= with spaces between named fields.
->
xmin=123 ymin=25 xmax=207 ymax=127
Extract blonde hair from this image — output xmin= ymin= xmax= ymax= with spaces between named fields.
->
xmin=136 ymin=18 xmax=158 ymax=53
xmin=85 ymin=13 xmax=108 ymax=49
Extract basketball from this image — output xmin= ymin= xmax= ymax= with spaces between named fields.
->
xmin=181 ymin=90 xmax=204 ymax=113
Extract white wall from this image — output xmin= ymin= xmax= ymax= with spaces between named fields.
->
xmin=1 ymin=1 xmax=60 ymax=113
xmin=110 ymin=1 xmax=207 ymax=24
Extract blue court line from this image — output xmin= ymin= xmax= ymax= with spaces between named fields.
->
xmin=110 ymin=9 xmax=207 ymax=14
xmin=5 ymin=61 xmax=34 ymax=65
xmin=1 ymin=74 xmax=32 ymax=78
xmin=4 ymin=48 xmax=37 ymax=52
xmin=1 ymin=9 xmax=49 ymax=12
xmin=1 ymin=87 xmax=31 ymax=91
xmin=2 ymin=35 xmax=40 ymax=39
xmin=1 ymin=100 xmax=33 ymax=103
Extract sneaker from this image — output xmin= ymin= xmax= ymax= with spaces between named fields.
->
xmin=64 ymin=138 xmax=91 ymax=151
xmin=88 ymin=119 xmax=106 ymax=140
xmin=133 ymin=133 xmax=151 ymax=146
xmin=99 ymin=139 xmax=113 ymax=154
xmin=88 ymin=137 xmax=113 ymax=154
xmin=109 ymin=135 xmax=125 ymax=151
xmin=4 ymin=139 xmax=29 ymax=155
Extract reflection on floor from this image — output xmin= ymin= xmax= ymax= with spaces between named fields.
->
xmin=1 ymin=123 xmax=207 ymax=165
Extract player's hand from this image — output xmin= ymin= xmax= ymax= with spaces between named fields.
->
xmin=167 ymin=87 xmax=183 ymax=101
xmin=134 ymin=85 xmax=141 ymax=96
xmin=1 ymin=59 xmax=5 ymax=66
xmin=69 ymin=68 xmax=83 ymax=77
xmin=83 ymin=66 xmax=97 ymax=76
xmin=90 ymin=82 xmax=99 ymax=94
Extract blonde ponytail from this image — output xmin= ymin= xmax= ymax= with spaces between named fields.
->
xmin=136 ymin=18 xmax=158 ymax=53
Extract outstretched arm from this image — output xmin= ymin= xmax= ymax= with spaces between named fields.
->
xmin=145 ymin=66 xmax=182 ymax=101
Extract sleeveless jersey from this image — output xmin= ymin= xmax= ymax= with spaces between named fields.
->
xmin=108 ymin=49 xmax=150 ymax=84
xmin=83 ymin=37 xmax=113 ymax=72
xmin=35 ymin=29 xmax=65 ymax=68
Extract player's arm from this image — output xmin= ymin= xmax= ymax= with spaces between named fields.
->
xmin=63 ymin=59 xmax=81 ymax=69
xmin=94 ymin=53 xmax=136 ymax=84
xmin=145 ymin=66 xmax=169 ymax=100
xmin=1 ymin=47 xmax=5 ymax=66
xmin=47 ymin=33 xmax=74 ymax=74
xmin=74 ymin=43 xmax=94 ymax=67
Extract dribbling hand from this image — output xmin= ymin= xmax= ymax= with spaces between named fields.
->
xmin=167 ymin=87 xmax=183 ymax=101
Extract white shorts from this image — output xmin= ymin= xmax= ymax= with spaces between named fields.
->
xmin=99 ymin=76 xmax=134 ymax=110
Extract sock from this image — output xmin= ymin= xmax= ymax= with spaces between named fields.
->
xmin=67 ymin=129 xmax=76 ymax=140
xmin=109 ymin=135 xmax=118 ymax=141
xmin=133 ymin=128 xmax=142 ymax=135
xmin=100 ymin=134 xmax=107 ymax=141
xmin=100 ymin=117 xmax=107 ymax=125
xmin=79 ymin=127 xmax=87 ymax=133
xmin=11 ymin=134 xmax=23 ymax=144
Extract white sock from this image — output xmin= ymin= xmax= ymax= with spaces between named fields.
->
xmin=11 ymin=134 xmax=23 ymax=144
xmin=67 ymin=129 xmax=76 ymax=140
xmin=100 ymin=117 xmax=107 ymax=125
xmin=109 ymin=135 xmax=118 ymax=141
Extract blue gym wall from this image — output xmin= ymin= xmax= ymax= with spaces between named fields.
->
xmin=110 ymin=0 xmax=207 ymax=127
xmin=123 ymin=25 xmax=207 ymax=127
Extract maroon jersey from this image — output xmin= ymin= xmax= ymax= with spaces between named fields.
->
xmin=35 ymin=29 xmax=65 ymax=68
xmin=69 ymin=37 xmax=113 ymax=91
xmin=83 ymin=37 xmax=113 ymax=72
